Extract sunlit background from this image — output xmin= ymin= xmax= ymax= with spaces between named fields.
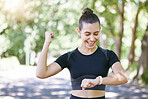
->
xmin=0 ymin=0 xmax=148 ymax=99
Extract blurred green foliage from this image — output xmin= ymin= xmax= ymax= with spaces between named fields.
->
xmin=0 ymin=0 xmax=147 ymax=67
xmin=127 ymin=61 xmax=138 ymax=80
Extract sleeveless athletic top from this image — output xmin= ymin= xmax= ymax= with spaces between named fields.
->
xmin=55 ymin=47 xmax=119 ymax=90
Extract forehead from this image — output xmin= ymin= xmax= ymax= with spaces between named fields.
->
xmin=82 ymin=22 xmax=100 ymax=31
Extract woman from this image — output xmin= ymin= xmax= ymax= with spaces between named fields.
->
xmin=36 ymin=8 xmax=128 ymax=99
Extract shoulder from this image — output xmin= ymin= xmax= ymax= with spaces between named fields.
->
xmin=59 ymin=48 xmax=77 ymax=58
xmin=54 ymin=50 xmax=75 ymax=69
xmin=98 ymin=47 xmax=119 ymax=60
xmin=98 ymin=46 xmax=116 ymax=54
xmin=102 ymin=49 xmax=120 ymax=67
xmin=57 ymin=52 xmax=69 ymax=59
xmin=67 ymin=48 xmax=77 ymax=60
xmin=98 ymin=47 xmax=108 ymax=59
xmin=106 ymin=49 xmax=117 ymax=57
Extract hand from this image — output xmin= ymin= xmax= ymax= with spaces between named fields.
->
xmin=81 ymin=78 xmax=99 ymax=90
xmin=45 ymin=31 xmax=54 ymax=43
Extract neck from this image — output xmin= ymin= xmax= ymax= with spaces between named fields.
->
xmin=78 ymin=44 xmax=98 ymax=55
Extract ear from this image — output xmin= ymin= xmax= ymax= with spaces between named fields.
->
xmin=99 ymin=26 xmax=102 ymax=31
xmin=77 ymin=27 xmax=81 ymax=36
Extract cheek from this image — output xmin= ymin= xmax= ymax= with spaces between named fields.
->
xmin=82 ymin=37 xmax=87 ymax=41
xmin=96 ymin=36 xmax=100 ymax=40
xmin=81 ymin=35 xmax=88 ymax=40
xmin=96 ymin=35 xmax=100 ymax=40
xmin=81 ymin=36 xmax=100 ymax=41
xmin=94 ymin=36 xmax=100 ymax=42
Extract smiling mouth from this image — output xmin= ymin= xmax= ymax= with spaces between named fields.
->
xmin=87 ymin=41 xmax=96 ymax=46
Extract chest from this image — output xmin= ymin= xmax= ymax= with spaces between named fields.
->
xmin=68 ymin=53 xmax=109 ymax=79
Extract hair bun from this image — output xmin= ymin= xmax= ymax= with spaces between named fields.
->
xmin=82 ymin=8 xmax=93 ymax=15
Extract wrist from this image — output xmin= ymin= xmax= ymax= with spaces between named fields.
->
xmin=44 ymin=40 xmax=51 ymax=45
xmin=95 ymin=77 xmax=100 ymax=85
xmin=96 ymin=76 xmax=103 ymax=85
xmin=42 ymin=41 xmax=51 ymax=50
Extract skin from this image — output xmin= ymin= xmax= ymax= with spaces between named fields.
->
xmin=36 ymin=22 xmax=128 ymax=98
xmin=77 ymin=22 xmax=100 ymax=55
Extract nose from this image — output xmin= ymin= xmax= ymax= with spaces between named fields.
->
xmin=90 ymin=35 xmax=95 ymax=41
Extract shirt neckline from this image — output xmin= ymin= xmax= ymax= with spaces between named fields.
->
xmin=76 ymin=46 xmax=99 ymax=56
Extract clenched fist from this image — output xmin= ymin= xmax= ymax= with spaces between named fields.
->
xmin=81 ymin=78 xmax=99 ymax=90
xmin=45 ymin=31 xmax=54 ymax=43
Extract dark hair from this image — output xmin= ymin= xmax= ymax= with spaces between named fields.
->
xmin=79 ymin=8 xmax=100 ymax=31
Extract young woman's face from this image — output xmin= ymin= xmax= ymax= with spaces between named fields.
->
xmin=78 ymin=22 xmax=101 ymax=49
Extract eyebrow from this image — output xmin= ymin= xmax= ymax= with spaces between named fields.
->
xmin=84 ymin=31 xmax=100 ymax=33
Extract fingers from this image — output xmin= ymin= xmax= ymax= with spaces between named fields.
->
xmin=82 ymin=87 xmax=85 ymax=90
xmin=81 ymin=79 xmax=87 ymax=88
xmin=45 ymin=31 xmax=54 ymax=38
xmin=81 ymin=79 xmax=94 ymax=90
xmin=45 ymin=31 xmax=54 ymax=43
xmin=50 ymin=32 xmax=54 ymax=38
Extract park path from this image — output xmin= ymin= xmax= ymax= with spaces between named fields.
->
xmin=0 ymin=66 xmax=148 ymax=99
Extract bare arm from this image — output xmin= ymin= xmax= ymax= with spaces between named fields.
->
xmin=101 ymin=62 xmax=128 ymax=85
xmin=36 ymin=32 xmax=62 ymax=79
xmin=81 ymin=62 xmax=128 ymax=90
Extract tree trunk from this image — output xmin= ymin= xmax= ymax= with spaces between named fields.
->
xmin=128 ymin=7 xmax=142 ymax=65
xmin=133 ymin=25 xmax=148 ymax=80
xmin=1 ymin=52 xmax=6 ymax=58
xmin=114 ymin=0 xmax=125 ymax=60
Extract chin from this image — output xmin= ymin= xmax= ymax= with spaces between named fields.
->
xmin=86 ymin=44 xmax=97 ymax=49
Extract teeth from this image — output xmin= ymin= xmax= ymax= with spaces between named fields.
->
xmin=88 ymin=42 xmax=94 ymax=44
xmin=87 ymin=42 xmax=95 ymax=46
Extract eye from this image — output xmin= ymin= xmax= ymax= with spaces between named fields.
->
xmin=85 ymin=34 xmax=90 ymax=36
xmin=94 ymin=33 xmax=98 ymax=36
xmin=94 ymin=31 xmax=99 ymax=36
xmin=85 ymin=33 xmax=90 ymax=36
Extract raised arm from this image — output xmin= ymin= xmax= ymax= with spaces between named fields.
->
xmin=36 ymin=32 xmax=62 ymax=79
